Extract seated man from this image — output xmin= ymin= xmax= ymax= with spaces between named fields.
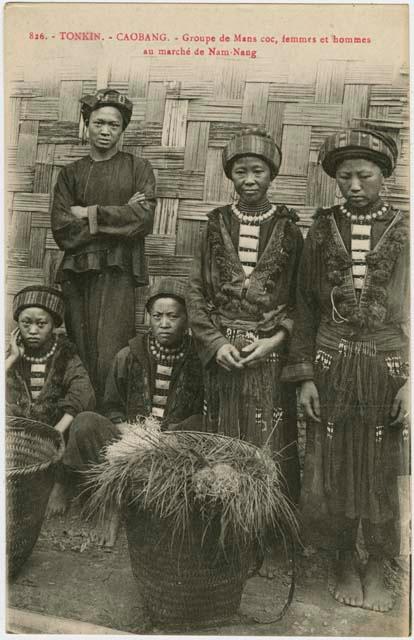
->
xmin=6 ymin=285 xmax=96 ymax=516
xmin=63 ymin=278 xmax=204 ymax=545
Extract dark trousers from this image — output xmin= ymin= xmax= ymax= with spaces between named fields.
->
xmin=62 ymin=269 xmax=136 ymax=408
xmin=63 ymin=411 xmax=121 ymax=470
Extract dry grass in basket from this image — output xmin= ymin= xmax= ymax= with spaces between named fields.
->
xmin=85 ymin=417 xmax=299 ymax=550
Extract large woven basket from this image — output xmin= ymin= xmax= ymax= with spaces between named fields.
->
xmin=126 ymin=507 xmax=256 ymax=626
xmin=6 ymin=416 xmax=64 ymax=578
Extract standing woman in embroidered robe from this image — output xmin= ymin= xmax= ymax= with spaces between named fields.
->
xmin=283 ymin=129 xmax=409 ymax=612
xmin=186 ymin=127 xmax=303 ymax=514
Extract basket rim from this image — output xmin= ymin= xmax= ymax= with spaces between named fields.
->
xmin=6 ymin=415 xmax=65 ymax=473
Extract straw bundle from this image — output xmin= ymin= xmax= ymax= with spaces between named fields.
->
xmin=87 ymin=417 xmax=299 ymax=551
xmin=87 ymin=417 xmax=299 ymax=624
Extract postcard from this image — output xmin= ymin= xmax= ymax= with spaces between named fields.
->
xmin=4 ymin=2 xmax=410 ymax=636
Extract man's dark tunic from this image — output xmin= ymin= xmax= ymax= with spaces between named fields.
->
xmin=51 ymin=151 xmax=156 ymax=405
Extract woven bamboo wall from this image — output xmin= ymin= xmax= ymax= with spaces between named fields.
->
xmin=7 ymin=56 xmax=409 ymax=332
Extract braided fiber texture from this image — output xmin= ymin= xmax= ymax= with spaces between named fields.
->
xmin=126 ymin=508 xmax=254 ymax=627
xmin=6 ymin=417 xmax=64 ymax=578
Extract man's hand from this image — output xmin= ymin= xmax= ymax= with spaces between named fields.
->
xmin=216 ymin=343 xmax=243 ymax=371
xmin=116 ymin=422 xmax=131 ymax=434
xmin=390 ymin=381 xmax=410 ymax=427
xmin=299 ymin=380 xmax=321 ymax=422
xmin=128 ymin=191 xmax=146 ymax=206
xmin=70 ymin=206 xmax=88 ymax=219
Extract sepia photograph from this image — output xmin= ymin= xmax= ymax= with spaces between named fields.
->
xmin=4 ymin=2 xmax=410 ymax=635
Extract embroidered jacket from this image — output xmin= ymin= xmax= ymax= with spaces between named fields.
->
xmin=186 ymin=204 xmax=304 ymax=367
xmin=283 ymin=205 xmax=409 ymax=382
xmin=103 ymin=333 xmax=204 ymax=426
xmin=6 ymin=335 xmax=96 ymax=425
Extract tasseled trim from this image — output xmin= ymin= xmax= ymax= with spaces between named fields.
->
xmin=325 ymin=421 xmax=335 ymax=495
xmin=225 ymin=327 xmax=257 ymax=346
xmin=255 ymin=407 xmax=263 ymax=432
xmin=385 ymin=355 xmax=409 ymax=379
xmin=338 ymin=338 xmax=376 ymax=357
xmin=272 ymin=407 xmax=283 ymax=429
xmin=374 ymin=425 xmax=385 ymax=495
xmin=315 ymin=349 xmax=333 ymax=371
xmin=202 ymin=398 xmax=208 ymax=416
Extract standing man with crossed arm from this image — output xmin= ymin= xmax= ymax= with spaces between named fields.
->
xmin=52 ymin=89 xmax=156 ymax=407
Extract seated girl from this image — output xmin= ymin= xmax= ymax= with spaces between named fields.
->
xmin=6 ymin=285 xmax=96 ymax=515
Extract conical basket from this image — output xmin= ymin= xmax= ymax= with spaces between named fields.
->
xmin=6 ymin=416 xmax=64 ymax=578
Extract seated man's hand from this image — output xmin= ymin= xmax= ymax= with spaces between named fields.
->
xmin=114 ymin=421 xmax=130 ymax=434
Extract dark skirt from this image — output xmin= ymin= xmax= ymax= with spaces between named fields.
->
xmin=202 ymin=328 xmax=300 ymax=504
xmin=301 ymin=338 xmax=409 ymax=548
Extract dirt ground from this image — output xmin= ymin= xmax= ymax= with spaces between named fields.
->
xmin=8 ymin=501 xmax=410 ymax=636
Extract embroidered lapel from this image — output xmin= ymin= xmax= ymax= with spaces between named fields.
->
xmin=323 ymin=206 xmax=408 ymax=329
xmin=359 ymin=210 xmax=402 ymax=315
xmin=330 ymin=215 xmax=358 ymax=308
xmin=249 ymin=215 xmax=289 ymax=291
xmin=218 ymin=213 xmax=245 ymax=282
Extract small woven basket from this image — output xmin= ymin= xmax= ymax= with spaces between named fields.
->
xmin=126 ymin=508 xmax=255 ymax=626
xmin=6 ymin=416 xmax=64 ymax=578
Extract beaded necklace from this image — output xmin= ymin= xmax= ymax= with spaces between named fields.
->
xmin=237 ymin=199 xmax=273 ymax=214
xmin=340 ymin=201 xmax=389 ymax=224
xmin=231 ymin=201 xmax=276 ymax=226
xmin=149 ymin=335 xmax=187 ymax=367
xmin=22 ymin=336 xmax=57 ymax=364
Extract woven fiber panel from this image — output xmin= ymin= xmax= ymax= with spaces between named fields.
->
xmin=6 ymin=56 xmax=409 ymax=331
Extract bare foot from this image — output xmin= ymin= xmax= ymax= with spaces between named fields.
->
xmin=258 ymin=548 xmax=282 ymax=579
xmin=362 ymin=557 xmax=393 ymax=612
xmin=91 ymin=505 xmax=120 ymax=548
xmin=333 ymin=551 xmax=363 ymax=607
xmin=46 ymin=482 xmax=68 ymax=517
